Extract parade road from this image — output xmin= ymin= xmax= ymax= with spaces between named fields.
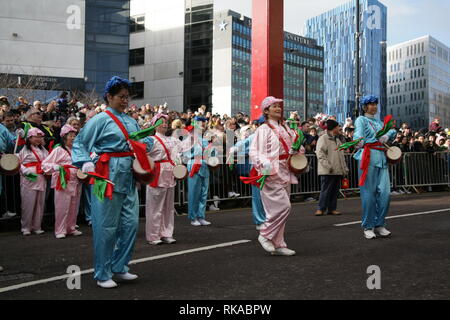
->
xmin=0 ymin=192 xmax=449 ymax=300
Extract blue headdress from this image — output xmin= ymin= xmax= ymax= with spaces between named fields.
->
xmin=103 ymin=76 xmax=132 ymax=102
xmin=257 ymin=115 xmax=266 ymax=124
xmin=194 ymin=116 xmax=208 ymax=122
xmin=360 ymin=95 xmax=379 ymax=107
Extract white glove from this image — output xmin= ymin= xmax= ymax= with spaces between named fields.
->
xmin=53 ymin=165 xmax=60 ymax=171
xmin=82 ymin=162 xmax=95 ymax=173
xmin=22 ymin=167 xmax=32 ymax=175
xmin=262 ymin=161 xmax=271 ymax=175
xmin=356 ymin=141 xmax=365 ymax=149
xmin=379 ymin=135 xmax=389 ymax=144
xmin=289 ymin=148 xmax=298 ymax=155
xmin=300 ymin=146 xmax=306 ymax=154
xmin=16 ymin=128 xmax=25 ymax=138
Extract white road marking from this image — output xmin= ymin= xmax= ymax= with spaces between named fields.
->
xmin=334 ymin=208 xmax=450 ymax=227
xmin=0 ymin=240 xmax=251 ymax=294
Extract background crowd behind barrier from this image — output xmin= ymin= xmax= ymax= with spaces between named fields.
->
xmin=0 ymin=93 xmax=449 ymax=219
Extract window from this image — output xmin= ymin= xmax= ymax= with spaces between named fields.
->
xmin=129 ymin=48 xmax=145 ymax=66
xmin=131 ymin=82 xmax=144 ymax=99
xmin=130 ymin=15 xmax=145 ymax=33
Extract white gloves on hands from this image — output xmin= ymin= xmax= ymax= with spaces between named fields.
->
xmin=379 ymin=135 xmax=389 ymax=144
xmin=82 ymin=162 xmax=95 ymax=173
xmin=16 ymin=129 xmax=25 ymax=138
xmin=262 ymin=161 xmax=272 ymax=175
xmin=53 ymin=165 xmax=60 ymax=171
xmin=22 ymin=167 xmax=32 ymax=175
xmin=356 ymin=141 xmax=365 ymax=149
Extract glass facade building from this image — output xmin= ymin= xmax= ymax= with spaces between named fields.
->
xmin=84 ymin=0 xmax=130 ymax=94
xmin=305 ymin=0 xmax=387 ymax=122
xmin=184 ymin=0 xmax=214 ymax=111
xmin=214 ymin=10 xmax=324 ymax=118
xmin=387 ymin=36 xmax=450 ymax=129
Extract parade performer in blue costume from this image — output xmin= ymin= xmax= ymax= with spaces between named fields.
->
xmin=72 ymin=76 xmax=152 ymax=288
xmin=182 ymin=117 xmax=214 ymax=226
xmin=0 ymin=123 xmax=16 ymax=196
xmin=353 ymin=95 xmax=397 ymax=240
xmin=231 ymin=117 xmax=266 ymax=230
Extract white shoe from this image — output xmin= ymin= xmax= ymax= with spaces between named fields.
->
xmin=88 ymin=221 xmax=92 ymax=226
xmin=390 ymin=191 xmax=399 ymax=195
xmin=364 ymin=229 xmax=377 ymax=239
xmin=55 ymin=234 xmax=66 ymax=239
xmin=161 ymin=237 xmax=176 ymax=244
xmin=191 ymin=219 xmax=201 ymax=226
xmin=305 ymin=197 xmax=315 ymax=202
xmin=3 ymin=211 xmax=16 ymax=218
xmin=149 ymin=240 xmax=163 ymax=245
xmin=375 ymin=227 xmax=391 ymax=237
xmin=397 ymin=190 xmax=405 ymax=194
xmin=33 ymin=230 xmax=45 ymax=235
xmin=0 ymin=266 xmax=3 ymax=272
xmin=75 ymin=225 xmax=80 ymax=229
xmin=271 ymin=247 xmax=296 ymax=256
xmin=228 ymin=191 xmax=240 ymax=198
xmin=69 ymin=230 xmax=83 ymax=236
xmin=256 ymin=224 xmax=264 ymax=231
xmin=213 ymin=195 xmax=220 ymax=208
xmin=258 ymin=235 xmax=275 ymax=253
xmin=97 ymin=279 xmax=118 ymax=288
xmin=114 ymin=272 xmax=138 ymax=281
xmin=22 ymin=231 xmax=31 ymax=236
xmin=209 ymin=205 xmax=220 ymax=211
xmin=198 ymin=219 xmax=211 ymax=226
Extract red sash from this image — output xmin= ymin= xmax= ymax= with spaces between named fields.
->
xmin=105 ymin=110 xmax=152 ymax=173
xmin=24 ymin=147 xmax=43 ymax=174
xmin=266 ymin=123 xmax=290 ymax=160
xmin=150 ymin=135 xmax=175 ymax=187
xmin=359 ymin=142 xmax=385 ymax=186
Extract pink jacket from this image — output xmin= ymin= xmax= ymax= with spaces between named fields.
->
xmin=19 ymin=146 xmax=49 ymax=192
xmin=250 ymin=119 xmax=298 ymax=186
xmin=42 ymin=146 xmax=80 ymax=196
xmin=148 ymin=132 xmax=182 ymax=188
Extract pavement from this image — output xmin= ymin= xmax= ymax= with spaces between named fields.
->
xmin=0 ymin=192 xmax=449 ymax=300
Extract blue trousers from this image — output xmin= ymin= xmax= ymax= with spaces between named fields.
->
xmin=358 ymin=164 xmax=391 ymax=229
xmin=91 ymin=189 xmax=139 ymax=281
xmin=187 ymin=174 xmax=209 ymax=220
xmin=82 ymin=184 xmax=92 ymax=223
xmin=318 ymin=175 xmax=342 ymax=212
xmin=251 ymin=185 xmax=266 ymax=225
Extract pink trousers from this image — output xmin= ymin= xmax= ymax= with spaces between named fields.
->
xmin=260 ymin=183 xmax=291 ymax=249
xmin=21 ymin=186 xmax=45 ymax=233
xmin=145 ymin=186 xmax=175 ymax=242
xmin=54 ymin=185 xmax=82 ymax=235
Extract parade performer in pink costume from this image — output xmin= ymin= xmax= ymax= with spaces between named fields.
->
xmin=145 ymin=113 xmax=182 ymax=245
xmin=249 ymin=96 xmax=302 ymax=256
xmin=42 ymin=125 xmax=82 ymax=239
xmin=18 ymin=127 xmax=49 ymax=235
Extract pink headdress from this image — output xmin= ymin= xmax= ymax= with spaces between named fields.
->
xmin=27 ymin=127 xmax=45 ymax=138
xmin=60 ymin=124 xmax=77 ymax=138
xmin=150 ymin=113 xmax=169 ymax=126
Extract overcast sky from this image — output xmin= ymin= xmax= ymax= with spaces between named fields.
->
xmin=214 ymin=0 xmax=450 ymax=47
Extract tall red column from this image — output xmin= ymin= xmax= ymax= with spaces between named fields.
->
xmin=251 ymin=0 xmax=284 ymax=120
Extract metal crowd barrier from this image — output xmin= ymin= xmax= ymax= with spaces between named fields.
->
xmin=1 ymin=152 xmax=449 ymax=219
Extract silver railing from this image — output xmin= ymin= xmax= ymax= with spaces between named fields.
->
xmin=1 ymin=152 xmax=449 ymax=219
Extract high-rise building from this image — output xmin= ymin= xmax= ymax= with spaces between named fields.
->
xmin=213 ymin=10 xmax=324 ymax=118
xmin=84 ymin=0 xmax=131 ymax=94
xmin=387 ymin=36 xmax=450 ymax=129
xmin=128 ymin=2 xmax=323 ymax=117
xmin=128 ymin=0 xmax=185 ymax=110
xmin=0 ymin=0 xmax=130 ymax=102
xmin=305 ymin=0 xmax=387 ymax=122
